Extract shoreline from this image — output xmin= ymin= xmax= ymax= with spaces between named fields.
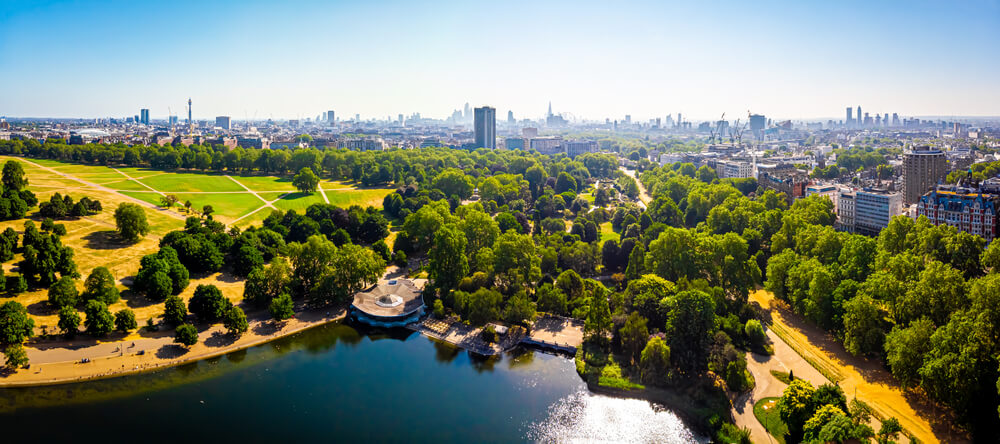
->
xmin=1 ymin=305 xmax=349 ymax=388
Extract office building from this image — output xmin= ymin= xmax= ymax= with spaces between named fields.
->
xmin=328 ymin=110 xmax=335 ymax=125
xmin=168 ymin=115 xmax=178 ymax=125
xmin=215 ymin=116 xmax=231 ymax=130
xmin=345 ymin=138 xmax=387 ymax=151
xmin=522 ymin=127 xmax=538 ymax=139
xmin=507 ymin=110 xmax=515 ymax=124
xmin=473 ymin=106 xmax=496 ymax=149
xmin=846 ymin=107 xmax=853 ymax=128
xmin=759 ymin=170 xmax=809 ymax=203
xmin=916 ymin=178 xmax=1000 ymax=242
xmin=856 ymin=106 xmax=862 ymax=126
xmin=837 ymin=189 xmax=856 ymax=233
xmin=505 ymin=137 xmax=526 ymax=150
xmin=716 ymin=160 xmax=754 ymax=179
xmin=903 ymin=146 xmax=947 ymax=204
xmin=565 ymin=140 xmax=597 ymax=157
xmin=854 ymin=189 xmax=904 ymax=236
xmin=749 ymin=114 xmax=766 ymax=140
xmin=140 ymin=108 xmax=150 ymax=125
xmin=529 ymin=137 xmax=564 ymax=155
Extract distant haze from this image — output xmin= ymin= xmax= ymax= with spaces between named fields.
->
xmin=1 ymin=0 xmax=998 ymax=120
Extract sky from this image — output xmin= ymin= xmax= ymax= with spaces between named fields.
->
xmin=1 ymin=0 xmax=998 ymax=121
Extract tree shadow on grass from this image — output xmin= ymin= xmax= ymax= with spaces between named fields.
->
xmin=155 ymin=344 xmax=189 ymax=359
xmin=26 ymin=300 xmax=54 ymax=317
xmin=252 ymin=321 xmax=282 ymax=336
xmin=82 ymin=230 xmax=131 ymax=250
xmin=123 ymin=289 xmax=159 ymax=309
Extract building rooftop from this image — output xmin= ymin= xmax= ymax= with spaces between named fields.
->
xmin=351 ymin=279 xmax=424 ymax=319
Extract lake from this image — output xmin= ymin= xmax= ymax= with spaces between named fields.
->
xmin=0 ymin=322 xmax=702 ymax=443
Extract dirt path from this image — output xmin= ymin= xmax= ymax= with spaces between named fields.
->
xmin=750 ymin=290 xmax=969 ymax=444
xmin=17 ymin=158 xmax=186 ymax=221
xmin=111 ymin=167 xmax=164 ymax=197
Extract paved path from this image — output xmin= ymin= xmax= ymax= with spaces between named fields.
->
xmin=226 ymin=175 xmax=276 ymax=209
xmin=619 ymin=167 xmax=651 ymax=206
xmin=733 ymin=329 xmax=829 ymax=444
xmin=17 ymin=158 xmax=186 ymax=221
xmin=318 ymin=184 xmax=330 ymax=204
xmin=112 ymin=167 xmax=164 ymax=196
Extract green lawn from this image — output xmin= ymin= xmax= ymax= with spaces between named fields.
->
xmin=103 ymin=179 xmax=156 ymax=191
xmin=325 ymin=188 xmax=393 ymax=208
xmin=272 ymin=192 xmax=326 ymax=212
xmin=119 ymin=191 xmax=163 ymax=207
xmin=754 ymin=397 xmax=787 ymax=444
xmin=599 ymin=222 xmax=618 ymax=243
xmin=229 ymin=175 xmax=298 ymax=192
xmin=138 ymin=173 xmax=244 ymax=193
xmin=174 ymin=193 xmax=266 ymax=223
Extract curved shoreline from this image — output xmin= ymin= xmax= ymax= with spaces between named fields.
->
xmin=1 ymin=306 xmax=348 ymax=388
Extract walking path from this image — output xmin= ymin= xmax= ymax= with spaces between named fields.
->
xmin=745 ymin=290 xmax=969 ymax=444
xmin=318 ymin=184 xmax=330 ymax=204
xmin=226 ymin=175 xmax=276 ymax=209
xmin=619 ymin=167 xmax=651 ymax=206
xmin=17 ymin=158 xmax=186 ymax=221
xmin=112 ymin=167 xmax=164 ymax=196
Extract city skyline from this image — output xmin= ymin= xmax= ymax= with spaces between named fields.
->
xmin=2 ymin=0 xmax=999 ymax=120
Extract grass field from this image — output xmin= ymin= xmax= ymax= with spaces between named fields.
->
xmin=753 ymin=397 xmax=787 ymax=444
xmin=599 ymin=221 xmax=618 ymax=243
xmin=5 ymin=157 xmax=394 ymax=226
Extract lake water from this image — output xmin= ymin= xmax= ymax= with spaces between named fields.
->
xmin=0 ymin=322 xmax=701 ymax=443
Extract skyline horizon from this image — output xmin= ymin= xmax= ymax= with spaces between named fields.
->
xmin=2 ymin=0 xmax=998 ymax=120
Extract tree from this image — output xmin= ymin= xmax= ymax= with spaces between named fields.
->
xmin=503 ymin=291 xmax=536 ymax=325
xmin=292 ymin=167 xmax=320 ymax=193
xmin=745 ymin=319 xmax=766 ymax=347
xmin=233 ymin=244 xmax=264 ymax=278
xmin=876 ymin=417 xmax=903 ymax=444
xmin=428 ymin=224 xmax=468 ymax=292
xmin=2 ymin=160 xmax=28 ymax=190
xmin=464 ymin=288 xmax=502 ymax=325
xmin=163 ymin=295 xmax=187 ymax=325
xmin=202 ymin=205 xmax=215 ymax=219
xmin=620 ymin=312 xmax=649 ymax=364
xmin=842 ymin=295 xmax=885 ymax=357
xmin=667 ymin=290 xmax=716 ymax=373
xmin=584 ymin=293 xmax=612 ymax=343
xmin=244 ymin=257 xmax=291 ymax=307
xmin=492 ymin=232 xmax=541 ymax=290
xmin=57 ymin=306 xmax=81 ymax=337
xmin=174 ymin=324 xmax=198 ymax=347
xmin=223 ymin=305 xmax=248 ymax=336
xmin=431 ymin=169 xmax=473 ymax=200
xmin=884 ymin=318 xmax=935 ymax=389
xmin=269 ymin=293 xmax=295 ymax=321
xmin=555 ymin=172 xmax=578 ymax=193
xmin=778 ymin=379 xmax=816 ymax=441
xmin=161 ymin=194 xmax=179 ymax=209
xmin=82 ymin=266 xmax=119 ymax=305
xmin=114 ymin=309 xmax=137 ymax=333
xmin=536 ymin=284 xmax=568 ymax=315
xmin=188 ymin=284 xmax=228 ymax=323
xmin=640 ymin=336 xmax=671 ymax=383
xmin=458 ymin=208 xmax=500 ymax=255
xmin=114 ymin=203 xmax=149 ymax=242
xmin=48 ymin=276 xmax=79 ymax=309
xmin=3 ymin=344 xmax=28 ymax=370
xmin=83 ymin=300 xmax=114 ymax=336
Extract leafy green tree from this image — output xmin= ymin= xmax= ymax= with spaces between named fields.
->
xmin=502 ymin=290 xmax=536 ymax=325
xmin=431 ymin=169 xmax=473 ymax=200
xmin=47 ymin=276 xmax=79 ymax=309
xmin=57 ymin=306 xmax=81 ymax=337
xmin=269 ymin=293 xmax=295 ymax=321
xmin=624 ymin=243 xmax=645 ymax=281
xmin=555 ymin=172 xmax=578 ymax=193
xmin=778 ymin=378 xmax=816 ymax=441
xmin=457 ymin=208 xmax=499 ymax=255
xmin=884 ymin=318 xmax=935 ymax=389
xmin=83 ymin=300 xmax=114 ymax=336
xmin=803 ymin=404 xmax=848 ymax=443
xmin=842 ymin=295 xmax=885 ymax=357
xmin=163 ymin=295 xmax=187 ymax=325
xmin=744 ymin=319 xmax=766 ymax=346
xmin=428 ymin=224 xmax=468 ymax=292
xmin=174 ymin=324 xmax=198 ymax=346
xmin=640 ymin=336 xmax=671 ymax=383
xmin=2 ymin=160 xmax=28 ymax=190
xmin=981 ymin=239 xmax=1000 ymax=272
xmin=114 ymin=203 xmax=149 ymax=243
xmin=895 ymin=261 xmax=965 ymax=326
xmin=619 ymin=312 xmax=649 ymax=364
xmin=82 ymin=266 xmax=119 ymax=305
xmin=535 ymin=284 xmax=568 ymax=315
xmin=492 ymin=232 xmax=540 ymax=290
xmin=243 ymin=257 xmax=291 ymax=307
xmin=876 ymin=417 xmax=903 ymax=444
xmin=114 ymin=309 xmax=137 ymax=333
xmin=3 ymin=344 xmax=28 ymax=370
xmin=584 ymin=293 xmax=612 ymax=343
xmin=223 ymin=305 xmax=248 ymax=336
xmin=465 ymin=288 xmax=502 ymax=325
xmin=188 ymin=284 xmax=228 ymax=323
xmin=292 ymin=167 xmax=320 ymax=193
xmin=667 ymin=290 xmax=716 ymax=373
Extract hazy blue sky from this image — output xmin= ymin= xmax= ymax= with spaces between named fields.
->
xmin=1 ymin=0 xmax=998 ymax=121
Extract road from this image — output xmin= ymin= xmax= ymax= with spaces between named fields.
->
xmin=618 ymin=167 xmax=651 ymax=206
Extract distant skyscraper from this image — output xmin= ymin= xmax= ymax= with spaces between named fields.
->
xmin=398 ymin=114 xmax=404 ymax=124
xmin=187 ymin=98 xmax=193 ymax=134
xmin=140 ymin=108 xmax=149 ymax=125
xmin=750 ymin=114 xmax=766 ymax=139
xmin=464 ymin=103 xmax=471 ymax=119
xmin=856 ymin=106 xmax=862 ymax=126
xmin=507 ymin=110 xmax=515 ymax=123
xmin=473 ymin=106 xmax=496 ymax=149
xmin=892 ymin=113 xmax=900 ymax=127
xmin=625 ymin=115 xmax=631 ymax=124
xmin=846 ymin=107 xmax=853 ymax=128
xmin=215 ymin=116 xmax=231 ymax=130
xmin=547 ymin=102 xmax=553 ymax=117
xmin=327 ymin=110 xmax=335 ymax=125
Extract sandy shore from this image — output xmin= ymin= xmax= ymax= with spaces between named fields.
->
xmin=1 ymin=305 xmax=348 ymax=387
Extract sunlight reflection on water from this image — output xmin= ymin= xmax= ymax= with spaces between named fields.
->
xmin=527 ymin=390 xmax=708 ymax=443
